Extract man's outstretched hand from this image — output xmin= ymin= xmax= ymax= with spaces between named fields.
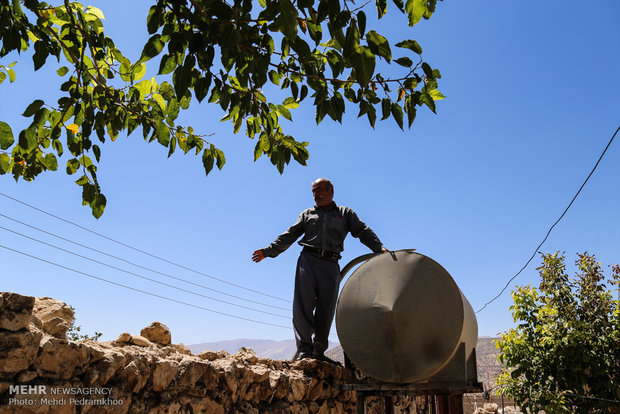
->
xmin=252 ymin=249 xmax=265 ymax=263
xmin=381 ymin=247 xmax=390 ymax=253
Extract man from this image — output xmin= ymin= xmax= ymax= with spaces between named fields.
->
xmin=252 ymin=178 xmax=388 ymax=362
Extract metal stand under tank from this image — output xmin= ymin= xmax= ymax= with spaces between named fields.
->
xmin=335 ymin=250 xmax=483 ymax=413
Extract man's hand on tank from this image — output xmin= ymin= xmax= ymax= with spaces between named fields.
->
xmin=252 ymin=249 xmax=265 ymax=263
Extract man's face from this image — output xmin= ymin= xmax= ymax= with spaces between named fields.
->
xmin=312 ymin=181 xmax=333 ymax=207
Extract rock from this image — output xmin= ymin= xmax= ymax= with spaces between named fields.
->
xmin=151 ymin=360 xmax=178 ymax=391
xmin=116 ymin=332 xmax=131 ymax=343
xmin=85 ymin=348 xmax=126 ymax=385
xmin=289 ymin=373 xmax=309 ymax=401
xmin=190 ymin=396 xmax=225 ymax=414
xmin=234 ymin=347 xmax=259 ymax=364
xmin=130 ymin=335 xmax=152 ymax=347
xmin=34 ymin=336 xmax=93 ymax=379
xmin=118 ymin=357 xmax=151 ymax=393
xmin=0 ymin=329 xmax=42 ymax=375
xmin=140 ymin=321 xmax=171 ymax=345
xmin=198 ymin=349 xmax=230 ymax=361
xmin=15 ymin=370 xmax=37 ymax=382
xmin=173 ymin=342 xmax=193 ymax=355
xmin=483 ymin=402 xmax=499 ymax=413
xmin=177 ymin=359 xmax=210 ymax=390
xmin=32 ymin=297 xmax=74 ymax=339
xmin=0 ymin=292 xmax=35 ymax=331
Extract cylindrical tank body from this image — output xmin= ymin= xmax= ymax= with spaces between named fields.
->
xmin=336 ymin=250 xmax=477 ymax=383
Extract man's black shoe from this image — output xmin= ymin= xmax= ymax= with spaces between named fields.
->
xmin=298 ymin=352 xmax=313 ymax=360
xmin=313 ymin=353 xmax=341 ymax=366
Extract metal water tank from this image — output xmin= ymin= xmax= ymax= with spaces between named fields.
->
xmin=335 ymin=250 xmax=477 ymax=383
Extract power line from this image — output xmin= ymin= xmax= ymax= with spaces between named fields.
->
xmin=476 ymin=125 xmax=619 ymax=313
xmin=0 ymin=225 xmax=289 ymax=319
xmin=0 ymin=243 xmax=290 ymax=329
xmin=0 ymin=213 xmax=289 ymax=312
xmin=0 ymin=192 xmax=291 ymax=304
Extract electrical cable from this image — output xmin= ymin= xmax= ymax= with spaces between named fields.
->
xmin=476 ymin=125 xmax=619 ymax=313
xmin=0 ymin=213 xmax=289 ymax=312
xmin=0 ymin=225 xmax=289 ymax=319
xmin=0 ymin=243 xmax=290 ymax=329
xmin=0 ymin=192 xmax=291 ymax=303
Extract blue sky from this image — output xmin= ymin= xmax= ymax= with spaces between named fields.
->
xmin=1 ymin=0 xmax=619 ymax=347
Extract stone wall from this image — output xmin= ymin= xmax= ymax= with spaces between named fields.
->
xmin=0 ymin=292 xmax=422 ymax=414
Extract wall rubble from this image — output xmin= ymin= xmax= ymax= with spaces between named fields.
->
xmin=0 ymin=292 xmax=421 ymax=414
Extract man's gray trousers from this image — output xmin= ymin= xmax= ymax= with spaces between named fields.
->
xmin=293 ymin=252 xmax=340 ymax=355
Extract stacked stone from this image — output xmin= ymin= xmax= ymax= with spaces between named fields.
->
xmin=0 ymin=292 xmax=360 ymax=414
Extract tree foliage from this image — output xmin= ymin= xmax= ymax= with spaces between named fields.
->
xmin=496 ymin=252 xmax=620 ymax=413
xmin=0 ymin=0 xmax=443 ymax=217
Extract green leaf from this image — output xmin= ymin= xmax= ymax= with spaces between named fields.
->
xmin=75 ymin=175 xmax=89 ymax=185
xmin=381 ymin=98 xmax=391 ymax=120
xmin=168 ymin=136 xmax=176 ymax=157
xmin=18 ymin=129 xmax=37 ymax=151
xmin=367 ymin=105 xmax=377 ymax=128
xmin=22 ymin=100 xmax=44 ymax=117
xmin=394 ymin=57 xmax=413 ymax=67
xmin=132 ymin=63 xmax=147 ymax=81
xmin=195 ymin=76 xmax=211 ymax=102
xmin=351 ymin=46 xmax=375 ymax=86
xmin=343 ymin=24 xmax=360 ymax=60
xmin=0 ymin=121 xmax=14 ymax=150
xmin=428 ymin=88 xmax=445 ymax=100
xmin=420 ymin=92 xmax=436 ymax=113
xmin=172 ymin=66 xmax=191 ymax=100
xmin=66 ymin=158 xmax=80 ymax=174
xmin=391 ymin=0 xmax=405 ymax=12
xmin=358 ymin=11 xmax=367 ymax=36
xmin=134 ymin=79 xmax=153 ymax=99
xmin=0 ymin=153 xmax=10 ymax=174
xmin=422 ymin=62 xmax=433 ymax=78
xmin=269 ymin=70 xmax=280 ymax=85
xmin=139 ymin=35 xmax=164 ymax=63
xmin=44 ymin=153 xmax=58 ymax=170
xmin=158 ymin=54 xmax=177 ymax=75
xmin=215 ymin=148 xmax=226 ymax=169
xmin=375 ymin=0 xmax=387 ymax=18
xmin=91 ymin=193 xmax=106 ymax=219
xmin=405 ymin=0 xmax=426 ymax=26
xmin=278 ymin=105 xmax=293 ymax=121
xmin=202 ymin=150 xmax=214 ymax=175
xmin=395 ymin=39 xmax=423 ymax=54
xmin=308 ymin=21 xmax=322 ymax=44
xmin=56 ymin=66 xmax=69 ymax=77
xmin=405 ymin=95 xmax=417 ymax=127
xmin=7 ymin=68 xmax=16 ymax=82
xmin=155 ymin=122 xmax=170 ymax=147
xmin=33 ymin=41 xmax=49 ymax=71
xmin=85 ymin=6 xmax=105 ymax=20
xmin=366 ymin=30 xmax=391 ymax=61
xmin=254 ymin=140 xmax=263 ymax=161
xmin=146 ymin=6 xmax=163 ymax=34
xmin=282 ymin=97 xmax=299 ymax=109
xmin=278 ymin=0 xmax=299 ymax=40
xmin=391 ymin=102 xmax=404 ymax=129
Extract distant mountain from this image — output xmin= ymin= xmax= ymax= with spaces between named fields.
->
xmin=188 ymin=339 xmax=338 ymax=361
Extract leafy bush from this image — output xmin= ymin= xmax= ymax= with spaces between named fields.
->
xmin=496 ymin=253 xmax=620 ymax=413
